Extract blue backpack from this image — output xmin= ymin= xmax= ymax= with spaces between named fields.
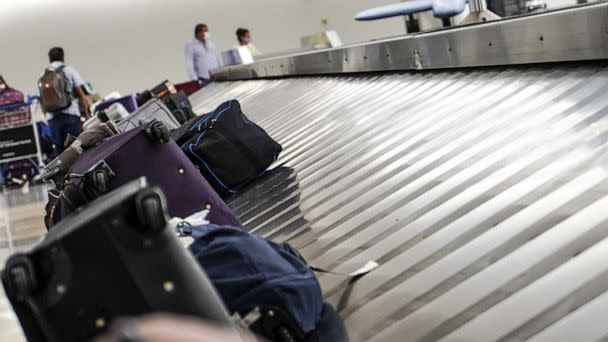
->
xmin=187 ymin=225 xmax=337 ymax=341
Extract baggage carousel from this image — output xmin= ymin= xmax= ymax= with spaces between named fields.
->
xmin=194 ymin=3 xmax=608 ymax=341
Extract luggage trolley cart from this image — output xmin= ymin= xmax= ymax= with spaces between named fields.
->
xmin=0 ymin=97 xmax=44 ymax=188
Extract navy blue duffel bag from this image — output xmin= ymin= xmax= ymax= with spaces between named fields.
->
xmin=186 ymin=225 xmax=348 ymax=342
xmin=171 ymin=100 xmax=282 ymax=196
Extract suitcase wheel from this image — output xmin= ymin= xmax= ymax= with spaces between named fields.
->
xmin=92 ymin=171 xmax=109 ymax=193
xmin=144 ymin=121 xmax=169 ymax=144
xmin=5 ymin=255 xmax=38 ymax=300
xmin=135 ymin=190 xmax=167 ymax=233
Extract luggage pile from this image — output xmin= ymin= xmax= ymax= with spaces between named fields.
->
xmin=43 ymin=120 xmax=240 ymax=230
xmin=3 ymin=78 xmax=349 ymax=340
xmin=82 ymin=94 xmax=136 ymax=130
xmin=3 ymin=180 xmax=235 ymax=342
xmin=83 ymin=79 xmax=198 ymax=132
xmin=0 ymin=101 xmax=30 ymax=129
xmin=3 ymin=180 xmax=348 ymax=341
xmin=0 ymin=86 xmax=49 ymax=188
xmin=135 ymin=79 xmax=197 ymax=125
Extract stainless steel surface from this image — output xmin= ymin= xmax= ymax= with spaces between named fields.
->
xmin=300 ymin=31 xmax=343 ymax=50
xmin=469 ymin=0 xmax=485 ymax=12
xmin=221 ymin=46 xmax=254 ymax=67
xmin=192 ymin=64 xmax=608 ymax=341
xmin=459 ymin=8 xmax=502 ymax=25
xmin=464 ymin=0 xmax=501 ymax=22
xmin=212 ymin=3 xmax=608 ymax=81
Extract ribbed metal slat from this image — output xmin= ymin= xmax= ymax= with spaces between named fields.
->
xmin=189 ymin=65 xmax=608 ymax=342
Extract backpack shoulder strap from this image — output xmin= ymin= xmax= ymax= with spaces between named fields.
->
xmin=41 ymin=65 xmax=64 ymax=78
xmin=41 ymin=67 xmax=53 ymax=77
xmin=43 ymin=65 xmax=66 ymax=77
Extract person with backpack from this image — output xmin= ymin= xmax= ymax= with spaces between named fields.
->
xmin=38 ymin=47 xmax=91 ymax=155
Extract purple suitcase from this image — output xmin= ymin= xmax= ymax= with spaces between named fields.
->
xmin=44 ymin=123 xmax=241 ymax=229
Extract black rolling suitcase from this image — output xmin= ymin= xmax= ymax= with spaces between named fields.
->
xmin=162 ymin=91 xmax=196 ymax=124
xmin=135 ymin=80 xmax=195 ymax=125
xmin=2 ymin=179 xmax=233 ymax=342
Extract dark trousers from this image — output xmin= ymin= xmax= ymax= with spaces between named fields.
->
xmin=48 ymin=113 xmax=82 ymax=155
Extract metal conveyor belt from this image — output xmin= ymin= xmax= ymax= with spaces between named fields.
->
xmin=190 ymin=64 xmax=608 ymax=342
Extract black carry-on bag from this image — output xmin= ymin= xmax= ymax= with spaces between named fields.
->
xmin=171 ymin=100 xmax=283 ymax=195
xmin=1 ymin=178 xmax=233 ymax=342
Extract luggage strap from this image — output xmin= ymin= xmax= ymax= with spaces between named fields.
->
xmin=284 ymin=239 xmax=380 ymax=312
xmin=309 ymin=261 xmax=380 ymax=313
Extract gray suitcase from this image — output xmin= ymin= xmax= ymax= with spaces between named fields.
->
xmin=82 ymin=103 xmax=130 ymax=130
xmin=117 ymin=99 xmax=180 ymax=132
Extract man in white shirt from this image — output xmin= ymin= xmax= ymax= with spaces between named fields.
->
xmin=185 ymin=24 xmax=222 ymax=83
xmin=41 ymin=47 xmax=90 ymax=155
xmin=234 ymin=28 xmax=262 ymax=57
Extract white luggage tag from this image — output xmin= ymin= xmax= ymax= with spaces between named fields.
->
xmin=349 ymin=261 xmax=380 ymax=277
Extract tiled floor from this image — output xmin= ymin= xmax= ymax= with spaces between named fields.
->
xmin=0 ymin=184 xmax=48 ymax=342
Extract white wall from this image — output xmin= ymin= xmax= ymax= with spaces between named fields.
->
xmin=0 ymin=0 xmax=405 ymax=97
